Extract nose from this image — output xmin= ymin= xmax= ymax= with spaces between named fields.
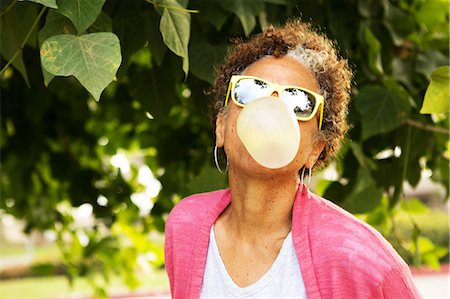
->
xmin=271 ymin=91 xmax=279 ymax=98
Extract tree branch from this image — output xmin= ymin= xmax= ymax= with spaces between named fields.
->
xmin=405 ymin=119 xmax=449 ymax=135
xmin=0 ymin=6 xmax=46 ymax=78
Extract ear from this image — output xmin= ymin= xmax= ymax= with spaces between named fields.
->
xmin=305 ymin=138 xmax=325 ymax=169
xmin=215 ymin=112 xmax=226 ymax=147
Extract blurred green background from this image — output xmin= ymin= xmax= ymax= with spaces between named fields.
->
xmin=1 ymin=0 xmax=448 ymax=298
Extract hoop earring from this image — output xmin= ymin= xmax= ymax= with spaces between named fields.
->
xmin=301 ymin=167 xmax=306 ymax=186
xmin=301 ymin=167 xmax=312 ymax=187
xmin=214 ymin=145 xmax=228 ymax=174
xmin=308 ymin=167 xmax=312 ymax=185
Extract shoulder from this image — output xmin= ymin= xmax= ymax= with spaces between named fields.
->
xmin=164 ymin=189 xmax=229 ymax=278
xmin=306 ymin=192 xmax=410 ymax=279
xmin=164 ymin=189 xmax=229 ymax=296
xmin=303 ymin=193 xmax=420 ymax=296
xmin=166 ymin=189 xmax=228 ymax=233
xmin=308 ymin=192 xmax=390 ymax=247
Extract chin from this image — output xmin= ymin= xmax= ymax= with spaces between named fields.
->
xmin=233 ymin=158 xmax=301 ymax=179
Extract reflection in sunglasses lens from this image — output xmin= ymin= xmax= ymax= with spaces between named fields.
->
xmin=282 ymin=89 xmax=315 ymax=118
xmin=234 ymin=79 xmax=270 ymax=104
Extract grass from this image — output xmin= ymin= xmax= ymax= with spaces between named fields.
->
xmin=395 ymin=210 xmax=450 ymax=248
xmin=0 ymin=243 xmax=60 ymax=261
xmin=0 ymin=240 xmax=169 ymax=298
xmin=0 ymin=269 xmax=169 ymax=299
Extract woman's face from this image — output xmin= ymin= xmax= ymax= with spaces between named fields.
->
xmin=216 ymin=55 xmax=324 ymax=177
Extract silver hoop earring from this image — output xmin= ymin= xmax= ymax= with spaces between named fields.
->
xmin=308 ymin=167 xmax=312 ymax=185
xmin=214 ymin=145 xmax=228 ymax=174
xmin=301 ymin=167 xmax=312 ymax=187
xmin=301 ymin=167 xmax=306 ymax=186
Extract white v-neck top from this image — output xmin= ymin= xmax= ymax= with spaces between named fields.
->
xmin=200 ymin=226 xmax=307 ymax=298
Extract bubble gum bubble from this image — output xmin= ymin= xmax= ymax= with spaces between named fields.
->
xmin=236 ymin=96 xmax=300 ymax=169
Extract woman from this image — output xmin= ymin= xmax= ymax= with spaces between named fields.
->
xmin=165 ymin=20 xmax=420 ymax=298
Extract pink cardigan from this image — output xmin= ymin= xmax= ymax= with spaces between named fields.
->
xmin=164 ymin=185 xmax=421 ymax=298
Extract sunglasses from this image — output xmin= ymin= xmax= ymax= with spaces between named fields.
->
xmin=225 ymin=75 xmax=324 ymax=129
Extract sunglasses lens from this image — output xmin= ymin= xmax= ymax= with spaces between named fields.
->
xmin=234 ymin=78 xmax=270 ymax=104
xmin=282 ymin=88 xmax=317 ymax=119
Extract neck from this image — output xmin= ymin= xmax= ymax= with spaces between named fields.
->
xmin=222 ymin=167 xmax=300 ymax=243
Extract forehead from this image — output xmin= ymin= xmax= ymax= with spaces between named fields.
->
xmin=241 ymin=56 xmax=320 ymax=93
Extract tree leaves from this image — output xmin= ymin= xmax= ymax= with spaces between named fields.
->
xmin=112 ymin=4 xmax=150 ymax=75
xmin=355 ymin=79 xmax=411 ymax=139
xmin=38 ymin=10 xmax=76 ymax=86
xmin=343 ymin=167 xmax=383 ymax=214
xmin=220 ymin=0 xmax=265 ymax=36
xmin=0 ymin=3 xmax=35 ymax=86
xmin=194 ymin=1 xmax=229 ymax=31
xmin=147 ymin=10 xmax=167 ymax=67
xmin=40 ymin=33 xmax=121 ymax=100
xmin=383 ymin=2 xmax=415 ymax=45
xmin=56 ymin=0 xmax=106 ymax=33
xmin=189 ymin=41 xmax=226 ymax=84
xmin=87 ymin=12 xmax=112 ymax=33
xmin=20 ymin=0 xmax=58 ymax=8
xmin=159 ymin=0 xmax=190 ymax=76
xmin=363 ymin=27 xmax=383 ymax=76
xmin=416 ymin=0 xmax=450 ymax=31
xmin=129 ymin=66 xmax=177 ymax=119
xmin=420 ymin=66 xmax=449 ymax=114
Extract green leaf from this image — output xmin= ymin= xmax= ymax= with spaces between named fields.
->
xmin=400 ymin=198 xmax=429 ymax=214
xmin=147 ymin=11 xmax=167 ymax=67
xmin=40 ymin=33 xmax=122 ymax=101
xmin=189 ymin=42 xmax=226 ymax=84
xmin=38 ymin=10 xmax=76 ymax=44
xmin=355 ymin=79 xmax=411 ymax=139
xmin=357 ymin=0 xmax=373 ymax=18
xmin=349 ymin=141 xmax=377 ymax=170
xmin=0 ymin=3 xmax=34 ymax=86
xmin=194 ymin=1 xmax=229 ymax=31
xmin=86 ymin=12 xmax=112 ymax=33
xmin=314 ymin=179 xmax=332 ymax=197
xmin=363 ymin=27 xmax=383 ymax=75
xmin=112 ymin=3 xmax=151 ymax=78
xmin=159 ymin=0 xmax=190 ymax=76
xmin=416 ymin=0 xmax=449 ymax=30
xmin=19 ymin=0 xmax=58 ymax=8
xmin=411 ymin=236 xmax=448 ymax=270
xmin=416 ymin=50 xmax=448 ymax=79
xmin=343 ymin=167 xmax=382 ymax=213
xmin=420 ymin=66 xmax=449 ymax=114
xmin=55 ymin=0 xmax=106 ymax=34
xmin=365 ymin=196 xmax=390 ymax=234
xmin=264 ymin=0 xmax=286 ymax=4
xmin=220 ymin=0 xmax=265 ymax=36
xmin=383 ymin=2 xmax=415 ymax=45
xmin=38 ymin=10 xmax=77 ymax=86
xmin=129 ymin=67 xmax=177 ymax=119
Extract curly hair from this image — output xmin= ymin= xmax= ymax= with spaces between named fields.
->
xmin=209 ymin=19 xmax=352 ymax=169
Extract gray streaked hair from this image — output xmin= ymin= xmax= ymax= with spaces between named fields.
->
xmin=286 ymin=47 xmax=330 ymax=100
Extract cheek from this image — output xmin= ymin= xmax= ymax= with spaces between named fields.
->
xmin=223 ymin=111 xmax=243 ymax=153
xmin=296 ymin=125 xmax=315 ymax=157
xmin=223 ymin=107 xmax=241 ymax=140
xmin=224 ymin=116 xmax=237 ymax=142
